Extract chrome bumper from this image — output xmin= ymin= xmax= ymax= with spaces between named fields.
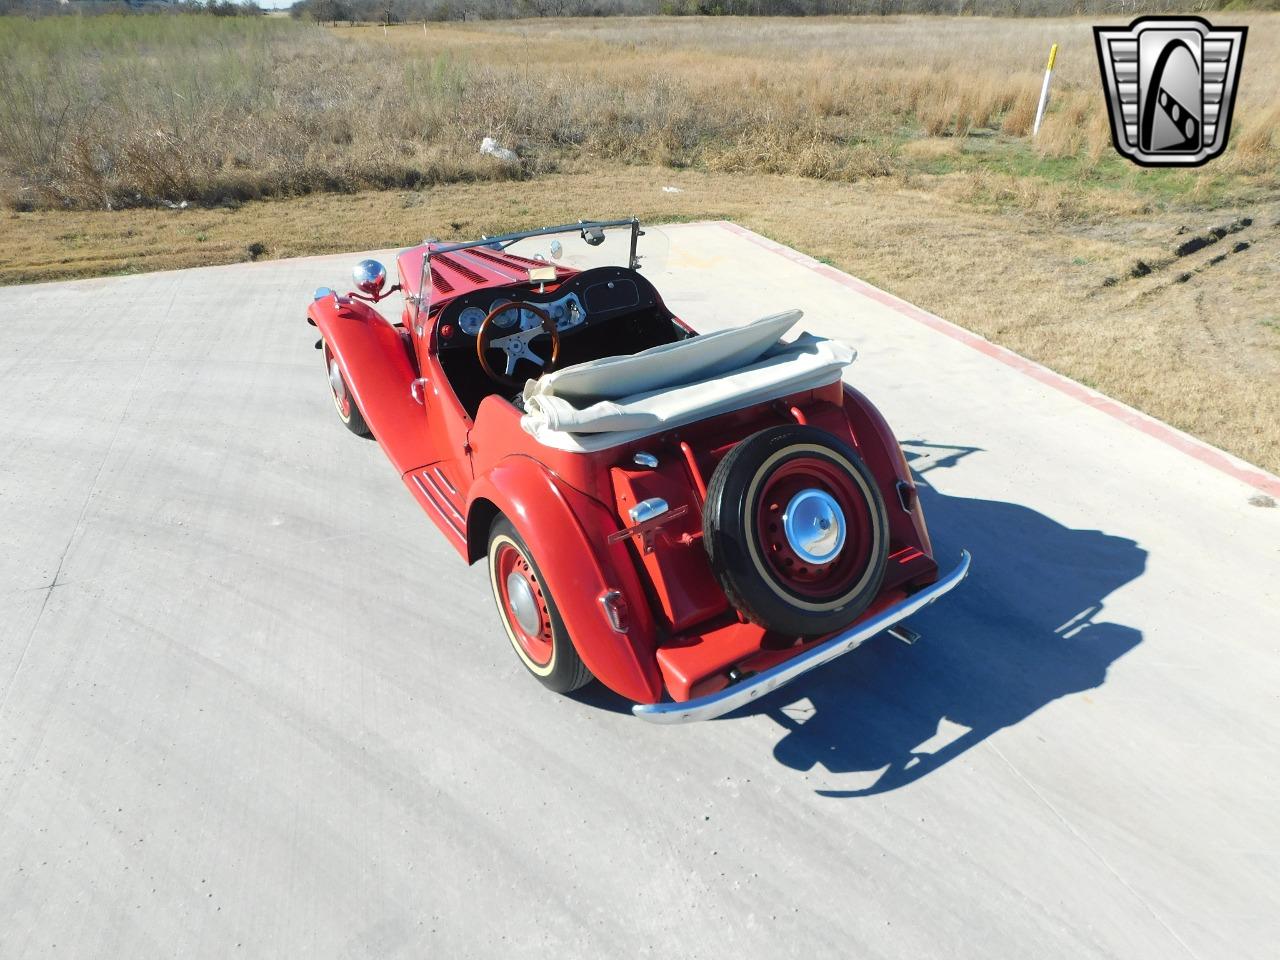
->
xmin=632 ymin=550 xmax=971 ymax=724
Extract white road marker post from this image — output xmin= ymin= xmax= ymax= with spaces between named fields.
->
xmin=1033 ymin=43 xmax=1059 ymax=137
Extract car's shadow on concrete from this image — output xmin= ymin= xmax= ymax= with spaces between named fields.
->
xmin=760 ymin=440 xmax=1146 ymax=797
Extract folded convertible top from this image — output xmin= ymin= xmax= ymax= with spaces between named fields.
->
xmin=519 ymin=311 xmax=856 ymax=452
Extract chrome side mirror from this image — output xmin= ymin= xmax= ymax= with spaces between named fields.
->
xmin=353 ymin=259 xmax=387 ymax=297
xmin=549 ymin=240 xmax=563 ymax=260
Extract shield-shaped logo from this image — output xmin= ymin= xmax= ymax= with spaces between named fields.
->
xmin=1094 ymin=16 xmax=1247 ymax=167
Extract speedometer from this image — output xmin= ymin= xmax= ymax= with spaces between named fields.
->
xmin=489 ymin=298 xmax=518 ymax=329
xmin=458 ymin=307 xmax=487 ymax=336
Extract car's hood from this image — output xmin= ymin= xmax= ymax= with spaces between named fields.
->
xmin=396 ymin=243 xmax=578 ymax=310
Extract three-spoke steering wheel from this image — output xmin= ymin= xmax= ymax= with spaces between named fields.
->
xmin=476 ymin=301 xmax=561 ymax=388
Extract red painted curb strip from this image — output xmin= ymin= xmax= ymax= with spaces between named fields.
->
xmin=715 ymin=220 xmax=1280 ymax=500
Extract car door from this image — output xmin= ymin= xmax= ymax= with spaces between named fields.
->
xmin=405 ymin=303 xmax=472 ymax=544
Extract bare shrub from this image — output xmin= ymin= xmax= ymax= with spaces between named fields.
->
xmin=1225 ymin=102 xmax=1280 ymax=175
xmin=1001 ymin=88 xmax=1038 ymax=136
xmin=2 ymin=13 xmax=1276 ymax=210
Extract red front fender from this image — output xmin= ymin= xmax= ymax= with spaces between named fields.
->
xmin=308 ymin=295 xmax=427 ymax=475
xmin=467 ymin=456 xmax=664 ymax=705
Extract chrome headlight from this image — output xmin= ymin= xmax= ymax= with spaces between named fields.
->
xmin=352 ymin=259 xmax=386 ymax=297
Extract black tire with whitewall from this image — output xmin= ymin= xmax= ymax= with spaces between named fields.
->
xmin=322 ymin=341 xmax=371 ymax=437
xmin=702 ymin=425 xmax=890 ymax=636
xmin=487 ymin=515 xmax=594 ymax=693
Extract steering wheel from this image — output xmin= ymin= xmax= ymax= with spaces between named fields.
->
xmin=476 ymin=301 xmax=561 ymax=388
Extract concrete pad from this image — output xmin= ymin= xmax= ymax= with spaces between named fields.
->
xmin=1 ymin=222 xmax=1277 ymax=960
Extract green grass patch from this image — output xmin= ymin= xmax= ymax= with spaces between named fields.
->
xmin=899 ymin=131 xmax=1247 ymax=210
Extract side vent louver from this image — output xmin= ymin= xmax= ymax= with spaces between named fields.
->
xmin=432 ymin=253 xmax=485 ymax=284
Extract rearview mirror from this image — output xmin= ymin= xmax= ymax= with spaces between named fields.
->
xmin=581 ymin=226 xmax=606 ymax=247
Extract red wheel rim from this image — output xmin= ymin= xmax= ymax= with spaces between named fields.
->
xmin=494 ymin=543 xmax=554 ymax=667
xmin=324 ymin=344 xmax=352 ymax=420
xmin=754 ymin=455 xmax=874 ymax=600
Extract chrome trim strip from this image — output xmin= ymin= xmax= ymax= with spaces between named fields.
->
xmin=632 ymin=550 xmax=971 ymax=724
xmin=411 ymin=475 xmax=464 ymax=537
xmin=421 ymin=471 xmax=463 ymax=522
xmin=432 ymin=466 xmax=457 ymax=494
xmin=453 ymin=248 xmax=524 ymax=281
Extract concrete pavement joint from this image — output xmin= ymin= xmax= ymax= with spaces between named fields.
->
xmin=989 ymin=742 xmax=1202 ymax=960
xmin=0 ymin=284 xmax=173 ymax=719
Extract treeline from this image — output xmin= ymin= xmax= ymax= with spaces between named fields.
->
xmin=292 ymin=0 xmax=1271 ymax=21
xmin=295 ymin=0 xmax=651 ymax=18
xmin=0 ymin=0 xmax=263 ymax=15
xmin=3 ymin=0 xmax=1271 ymax=19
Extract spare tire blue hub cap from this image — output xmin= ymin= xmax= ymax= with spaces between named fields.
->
xmin=782 ymin=488 xmax=846 ymax=565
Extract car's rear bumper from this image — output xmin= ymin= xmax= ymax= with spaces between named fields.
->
xmin=632 ymin=550 xmax=971 ymax=724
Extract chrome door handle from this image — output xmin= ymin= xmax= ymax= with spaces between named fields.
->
xmin=410 ymin=378 xmax=429 ymax=405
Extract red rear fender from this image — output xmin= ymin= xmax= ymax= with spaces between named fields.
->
xmin=308 ymin=296 xmax=428 ymax=474
xmin=841 ymin=384 xmax=935 ymax=566
xmin=466 ymin=456 xmax=664 ymax=705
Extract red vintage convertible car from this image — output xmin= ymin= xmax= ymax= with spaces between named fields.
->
xmin=306 ymin=219 xmax=968 ymax=722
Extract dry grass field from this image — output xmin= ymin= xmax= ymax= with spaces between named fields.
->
xmin=2 ymin=14 xmax=1278 ymax=472
xmin=4 ymin=14 xmax=1278 ymax=209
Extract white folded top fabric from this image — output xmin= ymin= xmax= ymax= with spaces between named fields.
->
xmin=525 ymin=308 xmax=803 ymax=404
xmin=518 ymin=310 xmax=857 ymax=452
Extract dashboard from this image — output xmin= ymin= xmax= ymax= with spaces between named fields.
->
xmin=455 ymin=290 xmax=587 ymax=338
xmin=434 ymin=266 xmax=660 ymax=349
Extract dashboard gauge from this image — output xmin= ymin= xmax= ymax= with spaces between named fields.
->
xmin=458 ymin=306 xmax=487 ymax=336
xmin=489 ymin=298 xmax=518 ymax=328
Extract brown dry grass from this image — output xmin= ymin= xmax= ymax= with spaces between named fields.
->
xmin=4 ymin=14 xmax=1278 ymax=209
xmin=6 ymin=166 xmax=1279 ymax=474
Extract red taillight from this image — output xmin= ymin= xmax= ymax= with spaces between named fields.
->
xmin=598 ymin=589 xmax=629 ymax=633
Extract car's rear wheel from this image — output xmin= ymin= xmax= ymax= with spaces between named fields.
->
xmin=487 ymin=515 xmax=593 ymax=693
xmin=703 ymin=424 xmax=889 ymax=636
xmin=322 ymin=341 xmax=370 ymax=437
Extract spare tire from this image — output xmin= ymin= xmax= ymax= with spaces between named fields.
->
xmin=702 ymin=424 xmax=889 ymax=636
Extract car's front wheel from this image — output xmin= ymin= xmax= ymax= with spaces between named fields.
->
xmin=487 ymin=515 xmax=593 ymax=693
xmin=322 ymin=341 xmax=371 ymax=437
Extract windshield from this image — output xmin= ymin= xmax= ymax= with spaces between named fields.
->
xmin=504 ymin=222 xmax=669 ymax=278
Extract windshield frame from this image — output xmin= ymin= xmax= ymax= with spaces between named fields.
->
xmin=414 ymin=218 xmax=644 ymax=313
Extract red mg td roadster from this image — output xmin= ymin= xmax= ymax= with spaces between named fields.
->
xmin=306 ymin=219 xmax=969 ymax=722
